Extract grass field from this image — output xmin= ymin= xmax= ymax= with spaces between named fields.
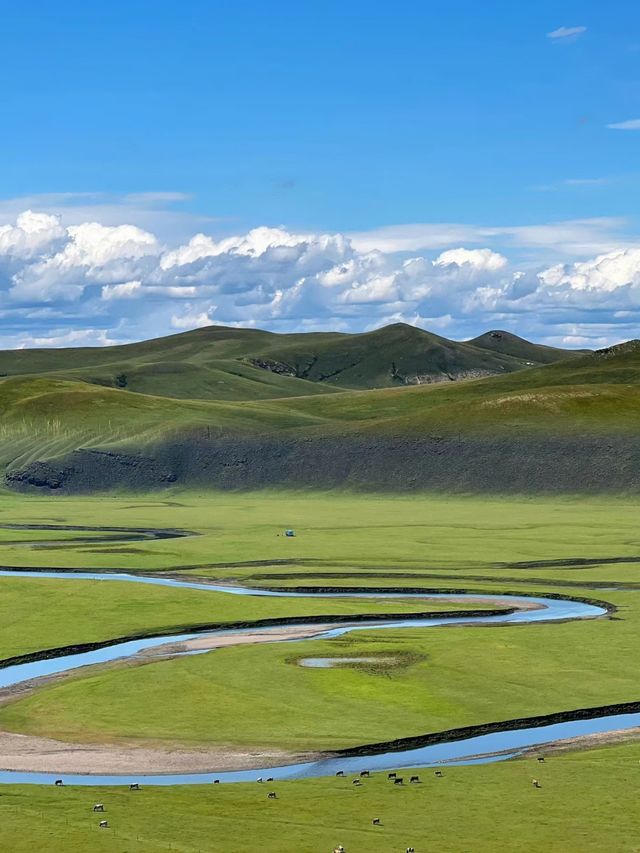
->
xmin=0 ymin=575 xmax=479 ymax=660
xmin=2 ymin=743 xmax=640 ymax=852
xmin=0 ymin=335 xmax=638 ymax=482
xmin=0 ymin=323 xmax=576 ymax=400
xmin=0 ymin=489 xmax=639 ymax=850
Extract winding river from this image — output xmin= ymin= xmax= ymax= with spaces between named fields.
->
xmin=0 ymin=525 xmax=636 ymax=786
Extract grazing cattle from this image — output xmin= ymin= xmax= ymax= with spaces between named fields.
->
xmin=266 ymin=777 xmax=274 ymax=782
xmin=92 ymin=804 xmax=104 ymax=813
xmin=336 ymin=771 xmax=345 ymax=777
xmin=54 ymin=779 xmax=63 ymax=787
xmin=372 ymin=818 xmax=381 ymax=825
xmin=360 ymin=770 xmax=370 ymax=778
xmin=537 ymin=756 xmax=545 ymax=763
xmin=352 ymin=779 xmax=362 ymax=786
xmin=434 ymin=770 xmax=443 ymax=778
xmin=257 ymin=777 xmax=263 ymax=783
xmin=268 ymin=791 xmax=277 ymax=799
xmin=388 ymin=772 xmax=397 ymax=780
xmin=333 ymin=847 xmax=345 ymax=853
xmin=532 ymin=779 xmax=541 ymax=789
xmin=129 ymin=783 xmax=140 ymax=791
xmin=99 ymin=820 xmax=109 ymax=828
xmin=213 ymin=779 xmax=220 ymax=784
xmin=410 ymin=776 xmax=420 ymax=784
xmin=393 ymin=778 xmax=404 ymax=785
xmin=406 ymin=848 xmax=415 ymax=852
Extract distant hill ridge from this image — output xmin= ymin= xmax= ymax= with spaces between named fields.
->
xmin=0 ymin=323 xmax=586 ymax=402
xmin=3 ymin=332 xmax=640 ymax=494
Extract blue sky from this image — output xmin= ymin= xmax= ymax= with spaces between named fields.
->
xmin=0 ymin=1 xmax=639 ymax=347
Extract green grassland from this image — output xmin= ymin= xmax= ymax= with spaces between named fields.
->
xmin=0 ymin=575 xmax=478 ymax=660
xmin=6 ymin=599 xmax=638 ymax=752
xmin=1 ymin=743 xmax=640 ymax=852
xmin=0 ymin=335 xmax=636 ymax=481
xmin=0 ymin=490 xmax=638 ymax=572
xmin=0 ymin=323 xmax=579 ymax=400
xmin=0 ymin=490 xmax=640 ymax=849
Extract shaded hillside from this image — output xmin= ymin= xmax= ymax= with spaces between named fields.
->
xmin=245 ymin=324 xmax=530 ymax=389
xmin=3 ymin=340 xmax=640 ymax=494
xmin=0 ymin=323 xmax=582 ymax=401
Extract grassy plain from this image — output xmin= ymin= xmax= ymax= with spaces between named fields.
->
xmin=0 ymin=489 xmax=639 ymax=849
xmin=1 ymin=743 xmax=640 ymax=852
xmin=0 ymin=575 xmax=475 ymax=660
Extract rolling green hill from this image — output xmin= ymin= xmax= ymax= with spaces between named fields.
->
xmin=2 ymin=328 xmax=637 ymax=494
xmin=0 ymin=323 xmax=582 ymax=401
xmin=242 ymin=323 xmax=550 ymax=389
xmin=466 ymin=329 xmax=588 ymax=365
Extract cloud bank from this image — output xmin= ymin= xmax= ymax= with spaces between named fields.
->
xmin=0 ymin=208 xmax=639 ymax=350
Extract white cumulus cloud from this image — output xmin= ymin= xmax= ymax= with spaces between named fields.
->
xmin=434 ymin=248 xmax=508 ymax=271
xmin=541 ymin=249 xmax=640 ymax=293
xmin=0 ymin=208 xmax=637 ymax=349
xmin=0 ymin=211 xmax=66 ymax=258
xmin=171 ymin=305 xmax=217 ymax=329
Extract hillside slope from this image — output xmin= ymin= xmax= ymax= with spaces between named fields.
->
xmin=0 ymin=323 xmax=582 ymax=400
xmin=245 ymin=324 xmax=528 ymax=389
xmin=467 ymin=330 xmax=587 ymax=365
xmin=3 ymin=341 xmax=639 ymax=494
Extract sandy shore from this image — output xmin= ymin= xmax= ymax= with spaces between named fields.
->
xmin=0 ymin=730 xmax=318 ymax=774
xmin=445 ymin=595 xmax=543 ymax=611
xmin=3 ymin=723 xmax=638 ymax=776
xmin=145 ymin=623 xmax=341 ymax=656
xmin=523 ymin=726 xmax=640 ymax=756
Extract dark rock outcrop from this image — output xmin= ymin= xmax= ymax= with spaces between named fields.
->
xmin=7 ymin=433 xmax=640 ymax=494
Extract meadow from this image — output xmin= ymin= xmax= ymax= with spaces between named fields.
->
xmin=0 ymin=489 xmax=639 ymax=850
xmin=2 ymin=742 xmax=640 ymax=852
xmin=2 ymin=337 xmax=640 ymax=485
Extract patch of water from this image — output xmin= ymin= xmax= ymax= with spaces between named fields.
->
xmin=298 ymin=656 xmax=396 ymax=668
